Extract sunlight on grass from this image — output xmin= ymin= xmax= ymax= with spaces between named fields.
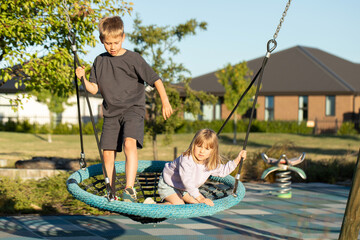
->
xmin=0 ymin=132 xmax=359 ymax=168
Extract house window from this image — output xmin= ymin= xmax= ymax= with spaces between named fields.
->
xmin=202 ymin=104 xmax=213 ymax=121
xmin=265 ymin=96 xmax=274 ymax=121
xmin=214 ymin=100 xmax=221 ymax=120
xmin=325 ymin=96 xmax=335 ymax=116
xmin=184 ymin=112 xmax=197 ymax=121
xmin=183 ymin=100 xmax=222 ymax=121
xmin=298 ymin=96 xmax=308 ymax=122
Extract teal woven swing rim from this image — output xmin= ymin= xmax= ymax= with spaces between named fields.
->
xmin=66 ymin=160 xmax=246 ymax=219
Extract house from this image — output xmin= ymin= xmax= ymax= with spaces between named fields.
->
xmin=0 ymin=78 xmax=103 ymax=125
xmin=187 ymin=46 xmax=360 ymax=132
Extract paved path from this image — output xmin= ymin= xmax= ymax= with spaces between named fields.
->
xmin=0 ymin=183 xmax=357 ymax=240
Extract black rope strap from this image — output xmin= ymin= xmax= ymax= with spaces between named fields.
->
xmin=216 ymin=0 xmax=292 ymax=195
xmin=232 ymin=41 xmax=276 ymax=196
xmin=67 ymin=32 xmax=115 ymax=200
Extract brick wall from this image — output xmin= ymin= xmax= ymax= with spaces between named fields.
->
xmin=243 ymin=95 xmax=359 ymax=132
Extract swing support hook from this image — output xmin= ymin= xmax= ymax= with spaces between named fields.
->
xmin=267 ymin=39 xmax=277 ymax=53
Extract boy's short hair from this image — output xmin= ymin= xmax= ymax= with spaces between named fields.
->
xmin=99 ymin=16 xmax=124 ymax=40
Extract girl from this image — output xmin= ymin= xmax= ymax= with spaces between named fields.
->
xmin=157 ymin=128 xmax=246 ymax=206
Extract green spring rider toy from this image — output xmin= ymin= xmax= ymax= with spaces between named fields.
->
xmin=261 ymin=153 xmax=307 ymax=199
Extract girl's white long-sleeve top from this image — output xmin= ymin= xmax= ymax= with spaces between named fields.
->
xmin=162 ymin=154 xmax=237 ymax=199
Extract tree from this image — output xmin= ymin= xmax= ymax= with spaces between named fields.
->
xmin=216 ymin=62 xmax=256 ymax=144
xmin=32 ymin=88 xmax=73 ymax=142
xmin=127 ymin=16 xmax=217 ymax=160
xmin=0 ymin=0 xmax=133 ymax=104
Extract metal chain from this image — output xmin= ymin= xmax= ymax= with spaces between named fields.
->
xmin=272 ymin=0 xmax=292 ymax=41
xmin=62 ymin=0 xmax=73 ymax=34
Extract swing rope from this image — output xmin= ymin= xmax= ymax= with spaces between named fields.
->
xmin=62 ymin=0 xmax=115 ymax=200
xmin=213 ymin=0 xmax=292 ymax=196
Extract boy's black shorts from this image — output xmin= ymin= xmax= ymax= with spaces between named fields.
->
xmin=100 ymin=110 xmax=144 ymax=152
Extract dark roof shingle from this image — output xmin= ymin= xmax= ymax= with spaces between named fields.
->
xmin=189 ymin=45 xmax=360 ymax=95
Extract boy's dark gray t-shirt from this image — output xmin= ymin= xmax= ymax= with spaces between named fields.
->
xmin=89 ymin=50 xmax=160 ymax=118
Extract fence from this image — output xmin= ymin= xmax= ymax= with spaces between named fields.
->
xmin=310 ymin=118 xmax=360 ymax=134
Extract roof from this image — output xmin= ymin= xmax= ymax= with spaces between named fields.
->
xmin=0 ymin=78 xmax=26 ymax=93
xmin=0 ymin=75 xmax=99 ymax=97
xmin=189 ymin=46 xmax=360 ymax=96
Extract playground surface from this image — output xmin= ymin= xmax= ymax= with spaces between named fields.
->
xmin=0 ymin=182 xmax=356 ymax=240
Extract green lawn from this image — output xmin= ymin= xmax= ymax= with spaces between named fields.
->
xmin=1 ymin=131 xmax=359 ymax=167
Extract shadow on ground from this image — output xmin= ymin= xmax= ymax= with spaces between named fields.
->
xmin=1 ymin=215 xmax=126 ymax=239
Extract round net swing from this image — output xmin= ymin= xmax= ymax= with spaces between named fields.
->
xmin=67 ymin=160 xmax=246 ymax=223
xmin=63 ymin=0 xmax=292 ymax=225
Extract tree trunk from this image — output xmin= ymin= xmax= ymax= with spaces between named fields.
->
xmin=48 ymin=112 xmax=53 ymax=143
xmin=233 ymin=114 xmax=237 ymax=144
xmin=339 ymin=149 xmax=360 ymax=240
xmin=150 ymin=97 xmax=158 ymax=160
xmin=152 ymin=133 xmax=158 ymax=160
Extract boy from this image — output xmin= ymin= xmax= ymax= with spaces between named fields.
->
xmin=76 ymin=16 xmax=173 ymax=202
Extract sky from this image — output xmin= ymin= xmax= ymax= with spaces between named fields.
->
xmin=84 ymin=0 xmax=360 ymax=78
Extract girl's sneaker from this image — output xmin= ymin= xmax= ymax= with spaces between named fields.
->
xmin=122 ymin=187 xmax=138 ymax=203
xmin=143 ymin=197 xmax=156 ymax=204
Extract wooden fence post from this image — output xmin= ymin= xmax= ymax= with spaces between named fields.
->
xmin=339 ymin=148 xmax=360 ymax=240
xmin=335 ymin=118 xmax=338 ymax=133
xmin=174 ymin=147 xmax=177 ymax=160
xmin=313 ymin=118 xmax=318 ymax=135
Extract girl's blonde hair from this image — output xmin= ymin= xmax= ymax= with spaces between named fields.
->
xmin=99 ymin=16 xmax=124 ymax=40
xmin=183 ymin=129 xmax=221 ymax=170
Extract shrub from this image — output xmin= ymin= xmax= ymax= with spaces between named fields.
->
xmin=0 ymin=173 xmax=106 ymax=216
xmin=4 ymin=119 xmax=17 ymax=132
xmin=0 ymin=118 xmax=105 ymax=135
xmin=232 ymin=141 xmax=356 ymax=184
xmin=337 ymin=121 xmax=358 ymax=135
xmin=174 ymin=119 xmax=313 ymax=134
xmin=53 ymin=123 xmax=77 ymax=134
xmin=300 ymin=158 xmax=355 ymax=184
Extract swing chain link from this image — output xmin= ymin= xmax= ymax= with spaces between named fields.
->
xmin=266 ymin=0 xmax=292 ymax=54
xmin=61 ymin=0 xmax=76 ymax=47
xmin=272 ymin=0 xmax=292 ymax=41
xmin=62 ymin=0 xmax=72 ymax=33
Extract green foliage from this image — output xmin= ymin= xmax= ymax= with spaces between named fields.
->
xmin=174 ymin=119 xmax=313 ymax=134
xmin=216 ymin=62 xmax=256 ymax=142
xmin=0 ymin=118 xmax=315 ymax=135
xmin=175 ymin=120 xmax=232 ymax=134
xmin=216 ymin=62 xmax=256 ymax=116
xmin=0 ymin=0 xmax=133 ymax=103
xmin=3 ymin=119 xmax=17 ymax=132
xmin=53 ymin=123 xmax=79 ymax=134
xmin=250 ymin=120 xmax=313 ymax=134
xmin=299 ymin=158 xmax=355 ymax=184
xmin=337 ymin=121 xmax=358 ymax=135
xmin=0 ymin=118 xmax=104 ymax=135
xmin=0 ymin=173 xmax=106 ymax=215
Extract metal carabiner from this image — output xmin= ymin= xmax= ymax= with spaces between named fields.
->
xmin=267 ymin=39 xmax=277 ymax=53
xmin=79 ymin=153 xmax=86 ymax=170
